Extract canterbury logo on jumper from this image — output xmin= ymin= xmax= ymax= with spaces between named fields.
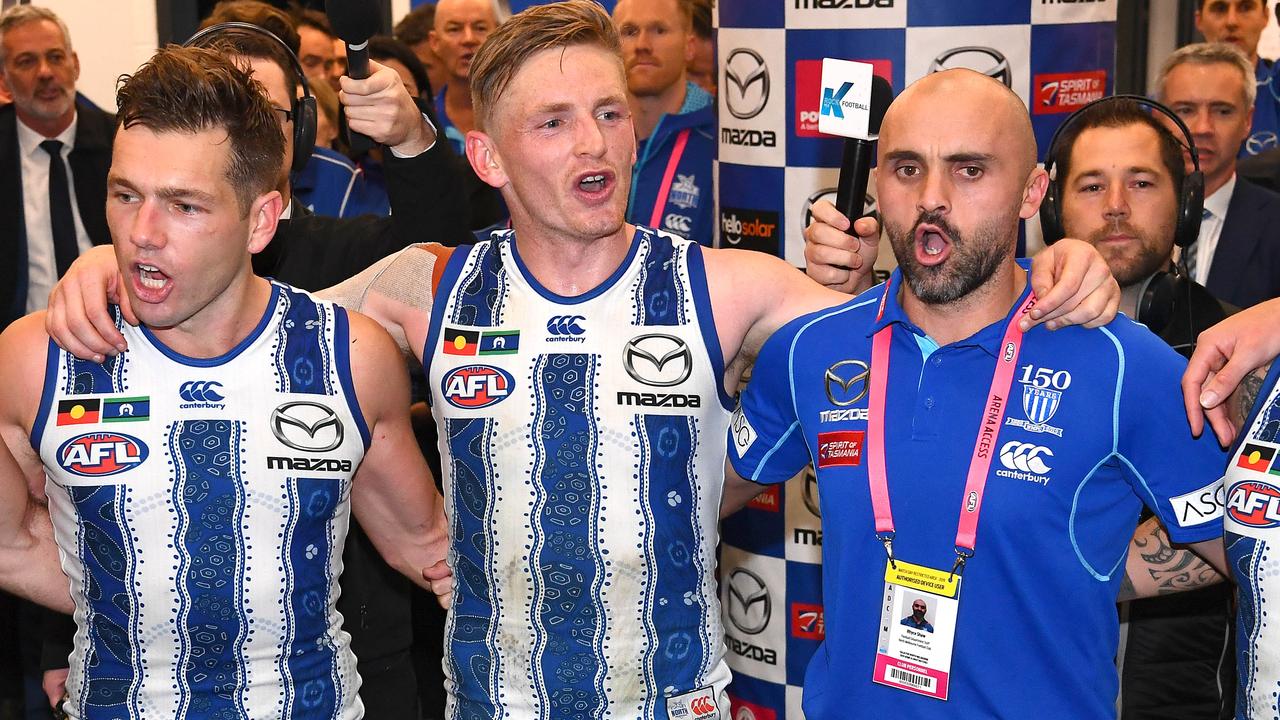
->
xmin=546 ymin=315 xmax=587 ymax=342
xmin=179 ymin=381 xmax=225 ymax=403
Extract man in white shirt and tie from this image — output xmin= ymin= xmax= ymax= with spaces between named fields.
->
xmin=0 ymin=5 xmax=114 ymax=331
xmin=1157 ymin=41 xmax=1280 ymax=308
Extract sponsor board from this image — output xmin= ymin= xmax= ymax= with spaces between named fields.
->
xmin=786 ymin=0 xmax=904 ymax=29
xmin=791 ymin=602 xmax=825 ymax=640
xmin=1033 ymin=70 xmax=1106 ymax=114
xmin=1032 ymin=0 xmax=1116 ymax=24
xmin=720 ymin=207 xmax=781 ymax=254
xmin=719 ymin=29 xmax=786 ymax=166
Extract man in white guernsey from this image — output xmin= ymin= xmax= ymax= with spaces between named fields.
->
xmin=0 ymin=46 xmax=451 ymax=719
xmin=42 ymin=3 xmax=1121 ymax=718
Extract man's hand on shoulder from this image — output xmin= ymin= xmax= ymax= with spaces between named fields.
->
xmin=44 ymin=245 xmax=134 ymax=363
xmin=1024 ymin=238 xmax=1119 ymax=332
xmin=803 ymin=199 xmax=880 ymax=295
xmin=339 ymin=60 xmax=435 ymax=157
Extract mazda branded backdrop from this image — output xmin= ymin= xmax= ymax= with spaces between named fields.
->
xmin=717 ymin=0 xmax=1116 ymax=267
xmin=717 ymin=4 xmax=1116 ymax=718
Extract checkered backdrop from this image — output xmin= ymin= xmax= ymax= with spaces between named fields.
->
xmin=715 ymin=0 xmax=1116 ymax=268
xmin=716 ymin=5 xmax=1115 ymax=719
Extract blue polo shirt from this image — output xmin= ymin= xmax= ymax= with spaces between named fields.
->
xmin=729 ymin=265 xmax=1227 ymax=719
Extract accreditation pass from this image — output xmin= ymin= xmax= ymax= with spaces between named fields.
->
xmin=873 ymin=559 xmax=961 ymax=700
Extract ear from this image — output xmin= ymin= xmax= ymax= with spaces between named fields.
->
xmin=466 ymin=130 xmax=508 ymax=189
xmin=684 ymin=29 xmax=696 ymax=65
xmin=247 ymin=190 xmax=284 ymax=255
xmin=1020 ymin=167 xmax=1050 ymax=220
xmin=71 ymin=51 xmax=80 ymax=82
xmin=428 ymin=30 xmax=442 ymax=55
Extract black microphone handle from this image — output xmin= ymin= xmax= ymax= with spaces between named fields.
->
xmin=835 ymin=137 xmax=875 ymax=222
xmin=344 ymin=41 xmax=373 ymax=156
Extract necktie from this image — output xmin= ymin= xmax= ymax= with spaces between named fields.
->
xmin=41 ymin=139 xmax=78 ymax=278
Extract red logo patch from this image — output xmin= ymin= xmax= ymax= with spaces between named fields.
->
xmin=817 ymin=430 xmax=864 ymax=468
xmin=791 ymin=602 xmax=825 ymax=640
xmin=747 ymin=485 xmax=781 ymax=512
xmin=1033 ymin=70 xmax=1107 ymax=115
xmin=728 ymin=694 xmax=777 ymax=720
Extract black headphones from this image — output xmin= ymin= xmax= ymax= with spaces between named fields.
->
xmin=1040 ymin=94 xmax=1204 ymax=249
xmin=1040 ymin=95 xmax=1206 ymax=337
xmin=184 ymin=21 xmax=318 ymax=175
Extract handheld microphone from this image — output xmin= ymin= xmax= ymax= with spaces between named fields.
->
xmin=817 ymin=60 xmax=893 ymax=223
xmin=326 ymin=0 xmax=381 ymax=154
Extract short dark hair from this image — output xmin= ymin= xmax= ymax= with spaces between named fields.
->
xmin=394 ymin=4 xmax=435 ymax=47
xmin=690 ymin=0 xmax=713 ymax=40
xmin=370 ymin=35 xmax=432 ymax=99
xmin=1051 ymin=98 xmax=1187 ymax=200
xmin=203 ymin=0 xmax=301 ymax=54
xmin=197 ymin=1 xmax=303 ymax=100
xmin=115 ymin=44 xmax=285 ymax=215
xmin=291 ymin=5 xmax=335 ymax=39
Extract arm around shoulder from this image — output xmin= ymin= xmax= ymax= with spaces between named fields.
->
xmin=344 ymin=310 xmax=451 ymax=602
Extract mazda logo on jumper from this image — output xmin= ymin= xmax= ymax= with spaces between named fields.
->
xmin=727 ymin=567 xmax=771 ymax=635
xmin=270 ymin=402 xmax=343 ymax=452
xmin=547 ymin=315 xmax=586 ymax=336
xmin=724 ymin=48 xmax=770 ymax=120
xmin=929 ymin=46 xmax=1012 ymax=88
xmin=824 ymin=360 xmax=870 ymax=407
xmin=624 ymin=334 xmax=692 ymax=387
xmin=179 ymin=381 xmax=225 ymax=403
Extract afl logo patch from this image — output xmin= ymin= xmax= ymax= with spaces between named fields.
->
xmin=442 ymin=365 xmax=515 ymax=409
xmin=1227 ymin=480 xmax=1280 ymax=529
xmin=57 ymin=432 xmax=148 ymax=477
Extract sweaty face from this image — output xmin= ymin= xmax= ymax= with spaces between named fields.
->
xmin=1060 ymin=124 xmax=1178 ymax=287
xmin=1160 ymin=61 xmax=1252 ymax=189
xmin=430 ymin=0 xmax=497 ymax=84
xmin=614 ymin=0 xmax=692 ymax=97
xmin=482 ymin=44 xmax=636 ymax=244
xmin=876 ymin=75 xmax=1032 ymax=306
xmin=1196 ymin=0 xmax=1269 ymax=58
xmin=297 ymin=25 xmax=336 ymax=89
xmin=0 ymin=19 xmax=78 ymax=129
xmin=108 ymin=125 xmax=257 ymax=332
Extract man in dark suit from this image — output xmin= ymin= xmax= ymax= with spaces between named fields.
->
xmin=1157 ymin=41 xmax=1280 ymax=309
xmin=0 ymin=5 xmax=113 ymax=332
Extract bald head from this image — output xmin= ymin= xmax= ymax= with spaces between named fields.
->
xmin=883 ymin=69 xmax=1037 ymax=177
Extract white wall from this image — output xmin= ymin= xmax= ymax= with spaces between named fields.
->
xmin=45 ymin=0 xmax=158 ymax=111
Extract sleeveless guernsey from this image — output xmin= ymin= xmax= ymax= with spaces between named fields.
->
xmin=425 ymin=227 xmax=733 ymax=720
xmin=35 ymin=283 xmax=368 ymax=720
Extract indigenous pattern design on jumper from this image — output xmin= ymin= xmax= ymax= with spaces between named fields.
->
xmin=35 ymin=283 xmax=369 ymax=720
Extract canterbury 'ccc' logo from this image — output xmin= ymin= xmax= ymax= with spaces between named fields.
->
xmin=624 ymin=334 xmax=693 ymax=387
xmin=270 ymin=401 xmax=344 ymax=452
xmin=546 ymin=315 xmax=586 ymax=336
xmin=179 ymin=380 xmax=225 ymax=403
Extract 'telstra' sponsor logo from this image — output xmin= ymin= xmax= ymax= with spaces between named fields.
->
xmin=1033 ymin=70 xmax=1106 ymax=115
xmin=795 ymin=59 xmax=892 ymax=137
xmin=58 ymin=432 xmax=148 ymax=477
xmin=720 ymin=207 xmax=779 ymax=254
xmin=442 ymin=365 xmax=515 ymax=410
xmin=1227 ymin=480 xmax=1280 ymax=529
xmin=791 ymin=602 xmax=825 ymax=640
xmin=817 ymin=430 xmax=863 ymax=468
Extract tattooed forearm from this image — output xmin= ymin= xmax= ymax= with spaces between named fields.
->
xmin=1233 ymin=363 xmax=1273 ymax=431
xmin=1118 ymin=516 xmax=1225 ymax=602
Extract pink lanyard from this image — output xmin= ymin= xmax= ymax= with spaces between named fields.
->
xmin=648 ymin=128 xmax=692 ymax=228
xmin=865 ymin=284 xmax=1037 ymax=574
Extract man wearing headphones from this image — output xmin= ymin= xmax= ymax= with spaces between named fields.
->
xmin=1039 ymin=96 xmax=1237 ymax=720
